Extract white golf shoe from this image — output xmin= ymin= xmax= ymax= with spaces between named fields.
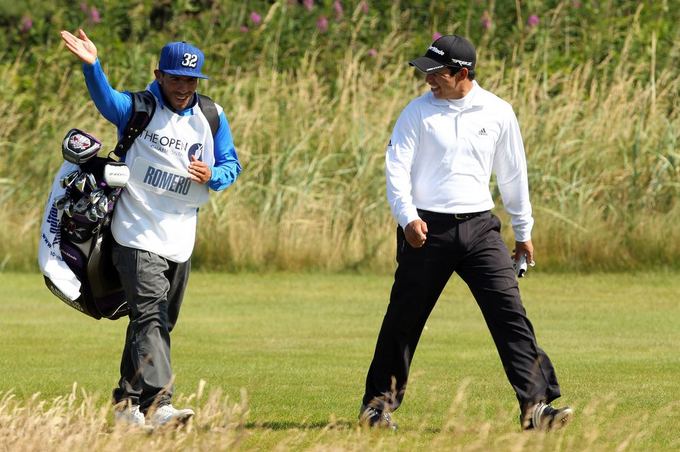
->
xmin=148 ymin=404 xmax=195 ymax=428
xmin=114 ymin=404 xmax=145 ymax=427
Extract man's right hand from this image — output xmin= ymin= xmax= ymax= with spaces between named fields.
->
xmin=60 ymin=29 xmax=97 ymax=65
xmin=404 ymin=219 xmax=428 ymax=248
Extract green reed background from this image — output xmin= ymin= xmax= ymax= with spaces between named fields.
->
xmin=1 ymin=1 xmax=678 ymax=272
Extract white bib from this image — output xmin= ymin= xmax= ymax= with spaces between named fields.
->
xmin=112 ymin=99 xmax=216 ymax=262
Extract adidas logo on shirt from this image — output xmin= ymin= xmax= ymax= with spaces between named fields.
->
xmin=478 ymin=128 xmax=487 ymax=136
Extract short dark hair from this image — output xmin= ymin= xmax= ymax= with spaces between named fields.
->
xmin=450 ymin=66 xmax=475 ymax=80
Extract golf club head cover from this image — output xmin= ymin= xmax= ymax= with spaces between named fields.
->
xmin=62 ymin=129 xmax=102 ymax=164
xmin=103 ymin=162 xmax=130 ymax=188
xmin=513 ymin=254 xmax=528 ymax=278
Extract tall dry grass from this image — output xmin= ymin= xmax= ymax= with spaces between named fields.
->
xmin=0 ymin=16 xmax=678 ymax=272
xmin=0 ymin=382 xmax=249 ymax=452
xmin=1 ymin=382 xmax=676 ymax=451
xmin=196 ymin=21 xmax=680 ymax=272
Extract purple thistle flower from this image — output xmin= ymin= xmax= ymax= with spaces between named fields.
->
xmin=432 ymin=32 xmax=442 ymax=41
xmin=20 ymin=16 xmax=32 ymax=33
xmin=250 ymin=11 xmax=262 ymax=25
xmin=368 ymin=48 xmax=377 ymax=57
xmin=89 ymin=6 xmax=101 ymax=24
xmin=316 ymin=15 xmax=328 ymax=33
xmin=481 ymin=11 xmax=492 ymax=30
xmin=333 ymin=0 xmax=343 ymax=20
xmin=303 ymin=0 xmax=314 ymax=11
xmin=359 ymin=0 xmax=369 ymax=14
xmin=240 ymin=25 xmax=249 ymax=33
xmin=527 ymin=14 xmax=539 ymax=27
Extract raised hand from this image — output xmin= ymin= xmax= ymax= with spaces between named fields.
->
xmin=60 ymin=29 xmax=97 ymax=65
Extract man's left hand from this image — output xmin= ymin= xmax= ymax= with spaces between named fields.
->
xmin=513 ymin=240 xmax=534 ymax=265
xmin=188 ymin=155 xmax=211 ymax=184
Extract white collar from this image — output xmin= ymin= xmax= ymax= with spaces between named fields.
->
xmin=428 ymin=81 xmax=484 ymax=109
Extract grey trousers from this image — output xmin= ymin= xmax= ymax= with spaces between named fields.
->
xmin=111 ymin=241 xmax=190 ymax=412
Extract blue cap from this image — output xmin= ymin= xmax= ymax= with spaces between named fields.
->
xmin=158 ymin=41 xmax=209 ymax=79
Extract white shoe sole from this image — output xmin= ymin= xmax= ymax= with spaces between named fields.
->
xmin=548 ymin=407 xmax=573 ymax=430
xmin=151 ymin=411 xmax=194 ymax=429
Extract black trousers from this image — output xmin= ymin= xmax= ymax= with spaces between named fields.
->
xmin=111 ymin=242 xmax=191 ymax=412
xmin=362 ymin=210 xmax=561 ymax=412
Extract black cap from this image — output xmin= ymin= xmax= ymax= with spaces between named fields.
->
xmin=409 ymin=35 xmax=476 ymax=74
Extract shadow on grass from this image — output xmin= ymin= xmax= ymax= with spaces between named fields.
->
xmin=245 ymin=420 xmax=355 ymax=430
xmin=244 ymin=420 xmax=443 ymax=434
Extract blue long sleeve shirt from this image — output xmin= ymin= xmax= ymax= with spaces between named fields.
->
xmin=82 ymin=59 xmax=241 ymax=191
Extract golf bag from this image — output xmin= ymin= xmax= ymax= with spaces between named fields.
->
xmin=39 ymin=91 xmax=219 ymax=319
xmin=39 ymin=129 xmax=129 ymax=320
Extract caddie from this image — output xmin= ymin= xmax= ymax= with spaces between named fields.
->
xmin=60 ymin=29 xmax=241 ymax=427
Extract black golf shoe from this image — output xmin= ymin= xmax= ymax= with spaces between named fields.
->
xmin=359 ymin=405 xmax=398 ymax=431
xmin=521 ymin=401 xmax=573 ymax=431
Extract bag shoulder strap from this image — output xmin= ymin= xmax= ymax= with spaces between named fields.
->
xmin=197 ymin=94 xmax=220 ymax=138
xmin=111 ymin=91 xmax=218 ymax=161
xmin=112 ymin=91 xmax=156 ymax=160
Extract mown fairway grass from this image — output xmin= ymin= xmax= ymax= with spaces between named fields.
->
xmin=0 ymin=271 xmax=679 ymax=450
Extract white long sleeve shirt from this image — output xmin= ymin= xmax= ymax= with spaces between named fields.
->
xmin=386 ymin=81 xmax=534 ymax=242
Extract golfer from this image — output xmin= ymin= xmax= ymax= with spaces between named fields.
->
xmin=359 ymin=35 xmax=572 ymax=431
xmin=60 ymin=29 xmax=241 ymax=427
